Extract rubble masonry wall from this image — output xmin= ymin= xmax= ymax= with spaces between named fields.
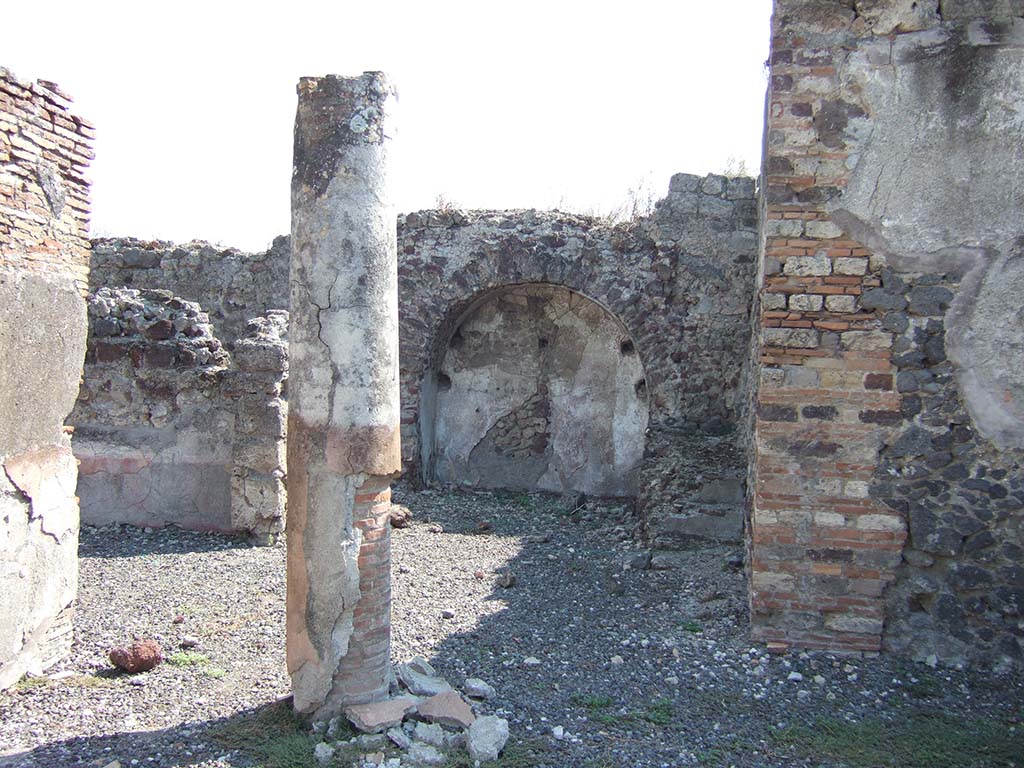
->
xmin=70 ymin=288 xmax=288 ymax=538
xmin=92 ymin=175 xmax=759 ymax=542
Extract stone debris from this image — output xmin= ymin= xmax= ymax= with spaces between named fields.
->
xmin=387 ymin=726 xmax=412 ymax=749
xmin=467 ymin=715 xmax=510 ymax=762
xmin=356 ymin=734 xmax=387 ymax=749
xmin=627 ymin=550 xmax=653 ymax=571
xmin=108 ymin=639 xmax=163 ymax=673
xmin=463 ymin=677 xmax=495 ymax=699
xmin=412 ymin=721 xmax=445 ymax=747
xmin=345 ymin=696 xmax=418 ymax=733
xmin=397 ymin=657 xmax=453 ymax=696
xmin=406 ymin=741 xmax=446 ymax=765
xmin=415 ymin=690 xmax=476 ymax=729
xmin=322 ymin=655 xmax=506 ymax=765
xmin=313 ymin=741 xmax=335 ymax=765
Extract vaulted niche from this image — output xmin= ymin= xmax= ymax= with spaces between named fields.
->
xmin=423 ymin=283 xmax=648 ymax=496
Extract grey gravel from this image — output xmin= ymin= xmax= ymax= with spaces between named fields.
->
xmin=0 ymin=485 xmax=1022 ymax=767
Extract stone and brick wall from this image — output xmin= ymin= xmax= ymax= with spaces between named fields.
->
xmin=92 ymin=175 xmax=758 ymax=541
xmin=398 ymin=175 xmax=759 ymax=540
xmin=70 ymin=287 xmax=287 ymax=539
xmin=752 ymin=0 xmax=1024 ymax=668
xmin=0 ymin=68 xmax=92 ymax=687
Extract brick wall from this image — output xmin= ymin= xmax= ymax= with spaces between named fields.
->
xmin=751 ymin=0 xmax=1024 ymax=666
xmin=0 ymin=68 xmax=92 ymax=688
xmin=1 ymin=68 xmax=92 ymax=290
xmin=751 ymin=2 xmax=912 ymax=653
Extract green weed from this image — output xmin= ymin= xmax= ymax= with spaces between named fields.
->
xmin=769 ymin=711 xmax=1024 ymax=768
xmin=167 ymin=651 xmax=210 ymax=666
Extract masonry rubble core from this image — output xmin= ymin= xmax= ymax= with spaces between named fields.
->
xmin=1 ymin=0 xmax=1023 ymax=699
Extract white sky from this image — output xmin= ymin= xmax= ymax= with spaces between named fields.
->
xmin=5 ymin=1 xmax=772 ymax=251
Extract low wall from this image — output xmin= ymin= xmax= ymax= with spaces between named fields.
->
xmin=71 ymin=288 xmax=287 ymax=539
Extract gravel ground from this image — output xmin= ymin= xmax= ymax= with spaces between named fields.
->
xmin=1 ymin=486 xmax=1022 ymax=767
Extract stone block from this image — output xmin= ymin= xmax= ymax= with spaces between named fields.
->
xmin=345 ymin=697 xmax=417 ymax=733
xmin=824 ymin=614 xmax=884 ymax=635
xmin=856 ymin=514 xmax=904 ymax=532
xmin=833 ymin=257 xmax=868 ymax=275
xmin=233 ymin=340 xmax=287 ymax=372
xmin=764 ymin=327 xmax=820 ymax=349
xmin=232 ymin=439 xmax=285 ymax=474
xmin=841 ymin=330 xmax=892 ymax=351
xmin=415 ymin=691 xmax=476 ymax=729
xmin=805 ymin=220 xmax=844 ymax=239
xmin=784 ymin=254 xmax=832 ymax=276
xmin=658 ymin=506 xmax=744 ymax=543
xmin=695 ymin=478 xmax=745 ymax=504
xmin=789 ymin=293 xmax=824 ymax=312
xmin=236 ymin=398 xmax=286 ymax=437
xmin=826 ymin=294 xmax=857 ymax=313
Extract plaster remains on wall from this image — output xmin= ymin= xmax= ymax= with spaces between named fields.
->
xmin=430 ymin=284 xmax=647 ymax=496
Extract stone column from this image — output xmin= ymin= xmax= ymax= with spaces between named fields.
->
xmin=287 ymin=72 xmax=400 ymax=719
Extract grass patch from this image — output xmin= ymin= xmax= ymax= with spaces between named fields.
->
xmin=167 ymin=651 xmax=210 ymax=666
xmin=770 ymin=711 xmax=1024 ymax=768
xmin=492 ymin=489 xmax=533 ymax=508
xmin=448 ymin=736 xmax=551 ymax=767
xmin=14 ymin=676 xmax=50 ymax=691
xmin=571 ymin=693 xmax=620 ymax=726
xmin=681 ymin=619 xmax=704 ymax=633
xmin=203 ymin=666 xmax=227 ymax=679
xmin=905 ymin=677 xmax=941 ymax=700
xmin=65 ymin=673 xmax=117 ymax=688
xmin=212 ymin=701 xmax=317 ymax=768
xmin=571 ymin=693 xmax=616 ymax=711
xmin=571 ymin=694 xmax=677 ymax=730
xmin=642 ymin=697 xmax=675 ymax=726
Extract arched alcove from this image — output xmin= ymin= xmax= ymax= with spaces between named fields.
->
xmin=420 ymin=283 xmax=648 ymax=496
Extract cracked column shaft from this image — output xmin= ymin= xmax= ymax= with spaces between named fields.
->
xmin=287 ymin=72 xmax=400 ymax=719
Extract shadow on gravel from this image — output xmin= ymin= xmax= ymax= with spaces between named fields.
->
xmin=393 ymin=487 xmax=753 ymax=767
xmin=0 ymin=699 xmax=305 ymax=768
xmin=78 ymin=524 xmax=259 ymax=559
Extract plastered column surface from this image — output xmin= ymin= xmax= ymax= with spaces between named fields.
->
xmin=287 ymin=72 xmax=400 ymax=718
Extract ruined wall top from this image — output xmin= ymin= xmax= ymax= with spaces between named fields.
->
xmin=90 ymin=236 xmax=290 ymax=347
